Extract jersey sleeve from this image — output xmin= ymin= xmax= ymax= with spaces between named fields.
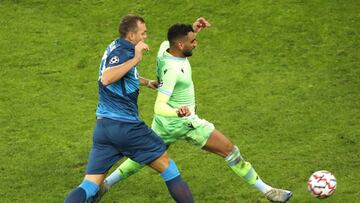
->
xmin=158 ymin=63 xmax=179 ymax=96
xmin=157 ymin=41 xmax=170 ymax=57
xmin=105 ymin=48 xmax=130 ymax=68
xmin=154 ymin=91 xmax=178 ymax=117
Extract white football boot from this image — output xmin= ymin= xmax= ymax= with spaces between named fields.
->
xmin=265 ymin=188 xmax=292 ymax=202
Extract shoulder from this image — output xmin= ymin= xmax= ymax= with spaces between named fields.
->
xmin=108 ymin=45 xmax=133 ymax=63
xmin=109 ymin=39 xmax=134 ymax=57
xmin=109 ymin=45 xmax=127 ymax=56
xmin=157 ymin=41 xmax=170 ymax=57
xmin=105 ymin=48 xmax=125 ymax=67
xmin=159 ymin=58 xmax=181 ymax=73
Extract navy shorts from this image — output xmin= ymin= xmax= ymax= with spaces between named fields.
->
xmin=86 ymin=118 xmax=166 ymax=174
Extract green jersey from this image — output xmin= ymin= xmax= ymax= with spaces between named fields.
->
xmin=156 ymin=41 xmax=196 ymax=113
xmin=152 ymin=41 xmax=214 ymax=148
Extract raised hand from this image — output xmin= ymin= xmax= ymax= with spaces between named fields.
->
xmin=192 ymin=17 xmax=211 ymax=33
xmin=134 ymin=41 xmax=150 ymax=62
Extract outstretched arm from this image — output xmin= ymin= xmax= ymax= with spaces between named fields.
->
xmin=139 ymin=76 xmax=158 ymax=89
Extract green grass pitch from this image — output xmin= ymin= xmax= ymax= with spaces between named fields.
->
xmin=0 ymin=0 xmax=359 ymax=202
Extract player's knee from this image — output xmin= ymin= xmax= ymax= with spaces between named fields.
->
xmin=161 ymin=159 xmax=180 ymax=182
xmin=149 ymin=152 xmax=175 ymax=174
xmin=225 ymin=145 xmax=243 ymax=166
xmin=159 ymin=152 xmax=172 ymax=167
xmin=79 ymin=179 xmax=99 ymax=199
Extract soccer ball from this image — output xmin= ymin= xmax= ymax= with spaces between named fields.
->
xmin=308 ymin=170 xmax=337 ymax=199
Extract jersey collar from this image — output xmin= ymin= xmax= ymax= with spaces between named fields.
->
xmin=163 ymin=51 xmax=187 ymax=61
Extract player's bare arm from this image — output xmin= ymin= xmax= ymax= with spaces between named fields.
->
xmin=139 ymin=76 xmax=158 ymax=89
xmin=101 ymin=41 xmax=149 ymax=86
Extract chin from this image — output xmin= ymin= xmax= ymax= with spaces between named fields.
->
xmin=183 ymin=51 xmax=193 ymax=57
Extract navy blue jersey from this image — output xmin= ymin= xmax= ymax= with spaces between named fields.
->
xmin=96 ymin=38 xmax=140 ymax=122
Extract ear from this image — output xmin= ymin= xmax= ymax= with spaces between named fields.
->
xmin=178 ymin=41 xmax=184 ymax=50
xmin=128 ymin=32 xmax=135 ymax=41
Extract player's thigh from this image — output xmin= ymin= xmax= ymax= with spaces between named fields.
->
xmin=152 ymin=116 xmax=188 ymax=144
xmin=184 ymin=115 xmax=215 ymax=148
xmin=86 ymin=143 xmax=123 ymax=174
xmin=86 ymin=119 xmax=124 ymax=174
xmin=114 ymin=121 xmax=167 ymax=166
xmin=202 ymin=129 xmax=234 ymax=158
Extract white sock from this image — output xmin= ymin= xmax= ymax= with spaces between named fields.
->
xmin=254 ymin=178 xmax=272 ymax=194
xmin=105 ymin=170 xmax=123 ymax=187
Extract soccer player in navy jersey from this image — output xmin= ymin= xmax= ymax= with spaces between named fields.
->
xmin=64 ymin=14 xmax=194 ymax=203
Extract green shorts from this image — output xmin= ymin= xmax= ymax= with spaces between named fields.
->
xmin=151 ymin=114 xmax=215 ymax=148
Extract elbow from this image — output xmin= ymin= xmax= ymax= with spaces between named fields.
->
xmin=101 ymin=75 xmax=112 ymax=86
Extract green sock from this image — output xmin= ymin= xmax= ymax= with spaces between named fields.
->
xmin=230 ymin=160 xmax=258 ymax=185
xmin=230 ymin=160 xmax=271 ymax=193
xmin=105 ymin=159 xmax=144 ymax=186
xmin=118 ymin=159 xmax=144 ymax=178
xmin=225 ymin=146 xmax=271 ymax=193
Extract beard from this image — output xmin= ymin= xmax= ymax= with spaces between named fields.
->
xmin=183 ymin=50 xmax=193 ymax=57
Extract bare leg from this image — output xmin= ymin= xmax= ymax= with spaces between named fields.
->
xmin=84 ymin=174 xmax=107 ymax=185
xmin=202 ymin=129 xmax=233 ymax=157
xmin=201 ymin=128 xmax=292 ymax=202
xmin=148 ymin=152 xmax=171 ymax=172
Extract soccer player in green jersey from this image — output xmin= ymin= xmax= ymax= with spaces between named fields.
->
xmin=92 ymin=18 xmax=292 ymax=203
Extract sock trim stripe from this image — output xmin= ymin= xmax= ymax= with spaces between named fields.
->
xmin=243 ymin=167 xmax=255 ymax=181
xmin=161 ymin=160 xmax=180 ymax=182
xmin=225 ymin=146 xmax=239 ymax=162
xmin=228 ymin=156 xmax=242 ymax=166
xmin=79 ymin=179 xmax=99 ymax=199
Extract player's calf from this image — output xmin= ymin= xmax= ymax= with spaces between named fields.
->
xmin=225 ymin=146 xmax=272 ymax=193
xmin=160 ymin=159 xmax=194 ymax=203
